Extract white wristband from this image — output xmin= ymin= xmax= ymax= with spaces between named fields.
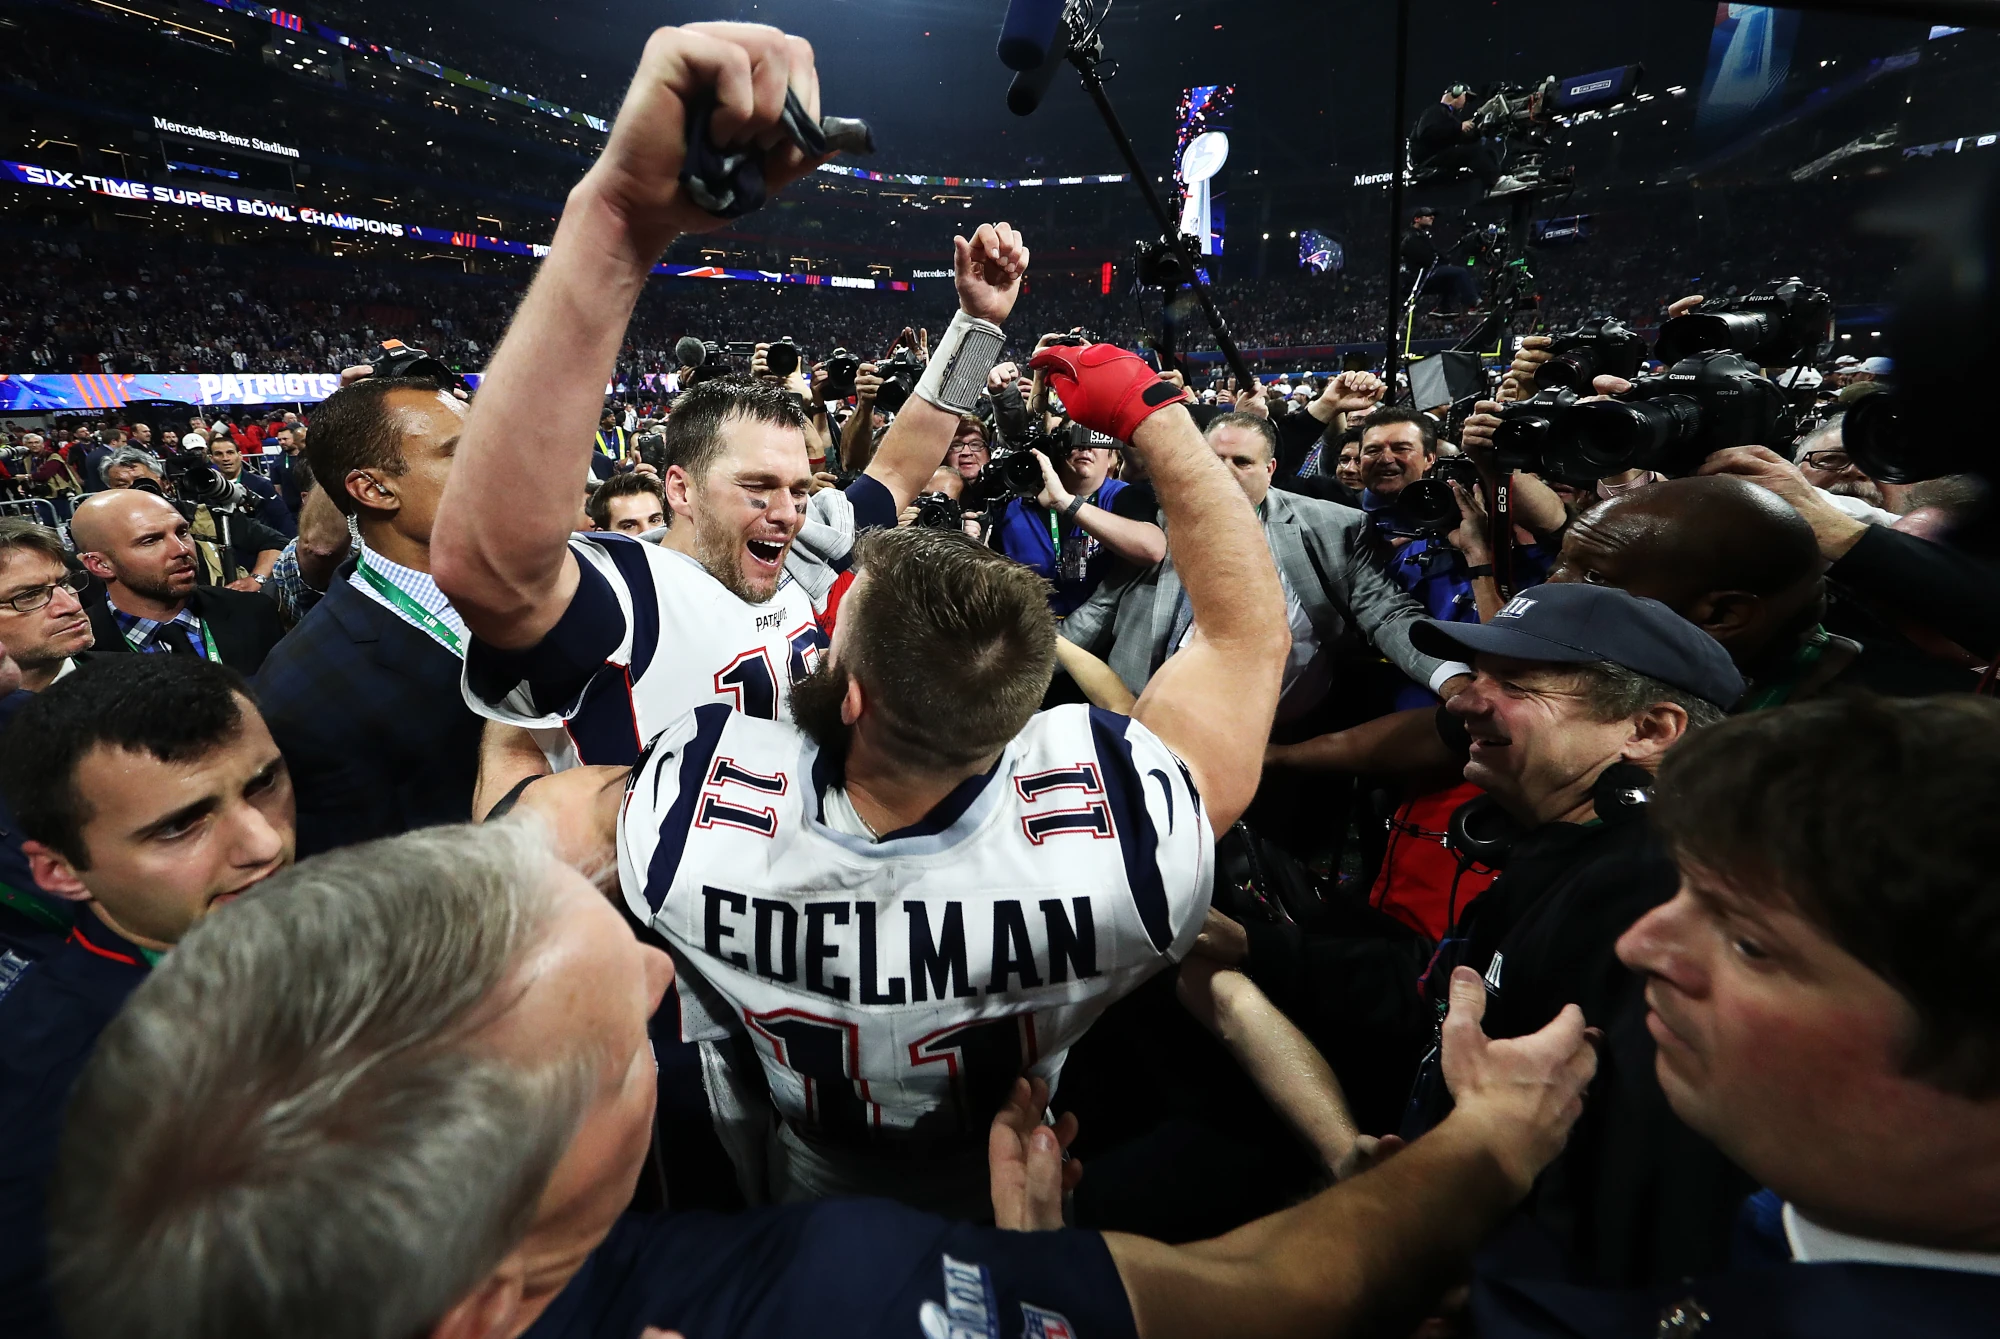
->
xmin=913 ymin=309 xmax=1005 ymax=417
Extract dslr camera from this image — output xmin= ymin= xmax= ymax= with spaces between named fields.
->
xmin=1654 ymin=277 xmax=1833 ymax=369
xmin=158 ymin=448 xmax=244 ymax=509
xmin=975 ymin=420 xmax=1109 ymax=502
xmin=765 ymin=337 xmax=802 ymax=380
xmin=872 ymin=348 xmax=923 ymax=413
xmin=909 ymin=491 xmax=965 ymax=531
xmin=820 ymin=347 xmax=861 ymax=399
xmin=1533 ymin=318 xmax=1647 ymax=393
xmin=1494 ymin=351 xmax=1794 ymax=481
xmin=1384 ymin=455 xmax=1482 ymax=539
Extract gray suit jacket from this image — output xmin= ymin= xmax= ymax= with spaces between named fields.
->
xmin=1059 ymin=488 xmax=1457 ymax=698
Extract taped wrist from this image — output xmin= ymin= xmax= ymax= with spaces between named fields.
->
xmin=914 ymin=310 xmax=1005 ymax=416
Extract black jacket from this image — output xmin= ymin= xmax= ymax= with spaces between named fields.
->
xmin=1413 ymin=101 xmax=1476 ymax=159
xmin=85 ymin=584 xmax=286 ymax=677
xmin=1406 ymin=816 xmax=1756 ymax=1289
xmin=255 ymin=562 xmax=486 ymax=858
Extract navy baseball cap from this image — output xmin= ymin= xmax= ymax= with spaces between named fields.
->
xmin=1410 ymin=583 xmax=1745 ymax=710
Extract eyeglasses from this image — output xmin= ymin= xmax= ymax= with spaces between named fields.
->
xmin=0 ymin=569 xmax=89 ymax=614
xmin=1800 ymin=450 xmax=1854 ymax=472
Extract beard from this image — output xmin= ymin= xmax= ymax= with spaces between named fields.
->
xmin=124 ymin=565 xmax=194 ymax=604
xmin=1825 ymin=477 xmax=1888 ymax=510
xmin=789 ymin=659 xmax=853 ymax=764
xmin=692 ymin=512 xmax=780 ymax=604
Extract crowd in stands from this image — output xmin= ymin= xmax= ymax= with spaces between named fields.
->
xmin=0 ymin=24 xmax=1995 ymax=1339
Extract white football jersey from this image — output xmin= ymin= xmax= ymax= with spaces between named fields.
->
xmin=461 ymin=532 xmax=829 ymax=768
xmin=618 ymin=701 xmax=1213 ymax=1143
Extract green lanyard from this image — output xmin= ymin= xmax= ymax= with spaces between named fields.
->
xmin=123 ymin=616 xmax=220 ymax=662
xmin=353 ymin=554 xmax=466 ymax=659
xmin=1044 ymin=488 xmax=1104 ymax=555
xmin=1740 ymin=626 xmax=1832 ymax=713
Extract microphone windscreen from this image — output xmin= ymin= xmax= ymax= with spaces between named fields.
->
xmin=997 ymin=0 xmax=1065 ymax=72
xmin=675 ymin=337 xmax=708 ymax=368
xmin=1006 ymin=24 xmax=1070 ymax=116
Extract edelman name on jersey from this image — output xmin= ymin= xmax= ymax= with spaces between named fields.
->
xmin=617 ymin=701 xmax=1213 ymax=1143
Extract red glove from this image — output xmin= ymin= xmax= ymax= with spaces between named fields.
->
xmin=1028 ymin=344 xmax=1190 ymax=444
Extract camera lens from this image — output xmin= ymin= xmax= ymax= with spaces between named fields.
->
xmin=1567 ymin=395 xmax=1701 ymax=475
xmin=1841 ymin=391 xmax=1922 ymax=484
xmin=1655 ymin=311 xmax=1770 ymax=365
xmin=999 ymin=451 xmax=1046 ymax=497
xmin=1491 ymin=407 xmax=1564 ymax=473
xmin=1537 ymin=349 xmax=1599 ymax=393
xmin=1390 ymin=478 xmax=1462 ymax=537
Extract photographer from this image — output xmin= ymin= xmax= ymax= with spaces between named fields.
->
xmin=837 ymin=358 xmax=888 ymax=471
xmin=204 ymin=435 xmax=295 ymax=538
xmin=988 ymin=420 xmax=1166 ymax=616
xmin=1360 ymin=409 xmax=1563 ymax=688
xmin=750 ymin=340 xmax=836 ymax=466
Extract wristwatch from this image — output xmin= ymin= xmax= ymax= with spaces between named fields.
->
xmin=1062 ymin=494 xmax=1088 ymax=522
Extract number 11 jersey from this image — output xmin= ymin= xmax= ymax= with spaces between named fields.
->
xmin=616 ymin=701 xmax=1214 ymax=1143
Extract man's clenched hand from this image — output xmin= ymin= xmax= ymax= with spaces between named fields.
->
xmin=954 ymin=222 xmax=1030 ymax=326
xmin=581 ymin=23 xmax=826 ymax=265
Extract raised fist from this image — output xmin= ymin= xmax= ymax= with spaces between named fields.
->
xmin=583 ymin=23 xmax=827 ymax=262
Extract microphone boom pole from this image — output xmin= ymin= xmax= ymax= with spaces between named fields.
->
xmin=1055 ymin=5 xmax=1257 ymax=389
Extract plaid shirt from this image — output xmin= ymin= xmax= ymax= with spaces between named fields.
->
xmin=110 ymin=604 xmax=207 ymax=656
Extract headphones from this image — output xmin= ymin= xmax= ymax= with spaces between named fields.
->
xmin=1445 ymin=762 xmax=1657 ymax=871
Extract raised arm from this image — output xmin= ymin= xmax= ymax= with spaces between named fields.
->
xmin=1030 ymin=345 xmax=1288 ymax=832
xmin=862 ymin=225 xmax=1030 ymax=511
xmin=432 ymin=23 xmax=827 ymax=649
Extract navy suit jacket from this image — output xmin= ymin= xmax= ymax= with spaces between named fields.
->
xmin=257 ymin=562 xmax=486 ymax=858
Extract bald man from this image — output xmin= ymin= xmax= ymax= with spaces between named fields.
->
xmin=70 ymin=491 xmax=285 ymax=676
xmin=1544 ymin=476 xmax=1859 ymax=708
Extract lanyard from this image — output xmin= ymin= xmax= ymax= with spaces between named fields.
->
xmin=123 ymin=616 xmax=220 ymax=662
xmin=353 ymin=555 xmax=466 ymax=658
xmin=1043 ymin=487 xmax=1104 ymax=554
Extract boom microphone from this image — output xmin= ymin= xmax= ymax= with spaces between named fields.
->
xmin=997 ymin=0 xmax=1065 ymax=72
xmin=1006 ymin=24 xmax=1070 ymax=117
xmin=674 ymin=336 xmax=708 ymax=369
